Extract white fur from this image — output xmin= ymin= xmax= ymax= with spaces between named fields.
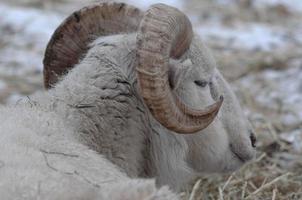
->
xmin=0 ymin=33 xmax=255 ymax=199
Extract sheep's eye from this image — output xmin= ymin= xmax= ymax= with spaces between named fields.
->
xmin=194 ymin=80 xmax=208 ymax=87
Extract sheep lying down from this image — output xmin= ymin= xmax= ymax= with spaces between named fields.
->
xmin=0 ymin=2 xmax=256 ymax=199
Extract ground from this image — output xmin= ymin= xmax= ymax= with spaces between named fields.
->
xmin=0 ymin=0 xmax=302 ymax=199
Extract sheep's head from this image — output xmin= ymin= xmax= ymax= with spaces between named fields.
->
xmin=43 ymin=2 xmax=256 ymax=185
xmin=135 ymin=4 xmax=256 ymax=177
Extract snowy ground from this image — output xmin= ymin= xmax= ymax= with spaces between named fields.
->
xmin=0 ymin=0 xmax=302 ymax=199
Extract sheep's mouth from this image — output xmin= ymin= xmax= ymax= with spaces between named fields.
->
xmin=231 ymin=150 xmax=246 ymax=163
xmin=229 ymin=144 xmax=251 ymax=163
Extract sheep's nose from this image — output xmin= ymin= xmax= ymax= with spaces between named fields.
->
xmin=250 ymin=132 xmax=257 ymax=148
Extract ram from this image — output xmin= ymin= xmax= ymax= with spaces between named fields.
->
xmin=0 ymin=2 xmax=256 ymax=199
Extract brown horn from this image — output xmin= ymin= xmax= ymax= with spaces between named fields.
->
xmin=43 ymin=2 xmax=143 ymax=88
xmin=136 ymin=4 xmax=223 ymax=134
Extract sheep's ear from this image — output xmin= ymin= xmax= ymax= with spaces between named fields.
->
xmin=43 ymin=2 xmax=143 ymax=89
xmin=168 ymin=59 xmax=193 ymax=90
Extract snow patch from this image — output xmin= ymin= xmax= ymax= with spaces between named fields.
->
xmin=123 ymin=0 xmax=183 ymax=10
xmin=197 ymin=23 xmax=288 ymax=51
xmin=280 ymin=129 xmax=302 ymax=152
xmin=0 ymin=4 xmax=63 ymax=73
xmin=254 ymin=0 xmax=302 ymax=12
xmin=216 ymin=0 xmax=302 ymax=12
xmin=0 ymin=4 xmax=62 ymax=48
xmin=239 ymin=65 xmax=302 ymax=125
xmin=0 ymin=80 xmax=6 ymax=90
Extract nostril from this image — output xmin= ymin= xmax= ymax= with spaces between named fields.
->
xmin=250 ymin=132 xmax=257 ymax=148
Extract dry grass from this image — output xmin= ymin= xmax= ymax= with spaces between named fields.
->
xmin=182 ymin=124 xmax=302 ymax=199
xmin=0 ymin=0 xmax=301 ymax=199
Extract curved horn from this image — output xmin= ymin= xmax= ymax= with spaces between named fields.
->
xmin=136 ymin=4 xmax=223 ymax=134
xmin=43 ymin=2 xmax=143 ymax=88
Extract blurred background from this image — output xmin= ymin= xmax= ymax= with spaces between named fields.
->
xmin=0 ymin=0 xmax=301 ymax=199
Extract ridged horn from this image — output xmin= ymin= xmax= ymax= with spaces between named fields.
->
xmin=136 ymin=4 xmax=223 ymax=134
xmin=43 ymin=2 xmax=143 ymax=88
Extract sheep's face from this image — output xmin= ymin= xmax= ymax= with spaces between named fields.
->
xmin=167 ymin=36 xmax=256 ymax=173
